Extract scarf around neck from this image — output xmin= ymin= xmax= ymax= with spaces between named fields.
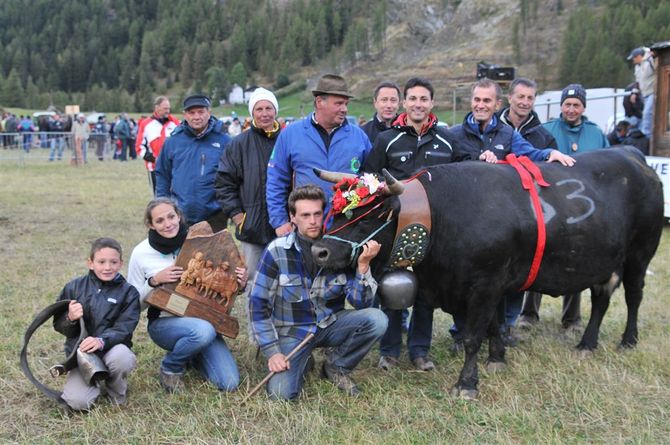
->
xmin=148 ymin=223 xmax=188 ymax=254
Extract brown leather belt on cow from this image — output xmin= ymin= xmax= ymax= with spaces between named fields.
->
xmin=499 ymin=154 xmax=550 ymax=290
xmin=390 ymin=175 xmax=432 ymax=268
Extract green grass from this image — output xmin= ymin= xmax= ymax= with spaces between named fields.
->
xmin=1 ymin=158 xmax=669 ymax=444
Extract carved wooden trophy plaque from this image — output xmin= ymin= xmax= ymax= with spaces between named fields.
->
xmin=145 ymin=222 xmax=245 ymax=338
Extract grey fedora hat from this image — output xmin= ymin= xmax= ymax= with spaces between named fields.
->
xmin=311 ymin=74 xmax=354 ymax=98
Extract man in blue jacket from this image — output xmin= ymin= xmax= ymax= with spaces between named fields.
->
xmin=155 ymin=94 xmax=231 ymax=231
xmin=266 ymin=74 xmax=372 ymax=236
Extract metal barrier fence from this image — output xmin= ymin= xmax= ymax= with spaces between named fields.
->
xmin=0 ymin=132 xmax=120 ymax=164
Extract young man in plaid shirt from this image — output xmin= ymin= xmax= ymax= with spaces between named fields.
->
xmin=249 ymin=185 xmax=387 ymax=399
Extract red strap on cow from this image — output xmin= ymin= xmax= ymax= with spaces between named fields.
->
xmin=501 ymin=154 xmax=550 ymax=290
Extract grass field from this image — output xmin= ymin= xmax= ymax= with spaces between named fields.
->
xmin=1 ymin=155 xmax=669 ymax=444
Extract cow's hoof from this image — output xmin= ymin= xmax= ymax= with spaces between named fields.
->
xmin=450 ymin=386 xmax=478 ymax=400
xmin=485 ymin=361 xmax=507 ymax=373
xmin=617 ymin=341 xmax=637 ymax=351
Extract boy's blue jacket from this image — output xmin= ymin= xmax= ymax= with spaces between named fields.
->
xmin=155 ymin=117 xmax=231 ymax=224
xmin=266 ymin=113 xmax=372 ymax=228
xmin=53 ymin=271 xmax=140 ymax=356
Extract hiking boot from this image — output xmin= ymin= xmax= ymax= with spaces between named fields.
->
xmin=517 ymin=315 xmax=538 ymax=330
xmin=411 ymin=356 xmax=435 ymax=372
xmin=159 ymin=369 xmax=184 ymax=393
xmin=377 ymin=355 xmax=400 ymax=371
xmin=321 ymin=362 xmax=360 ymax=396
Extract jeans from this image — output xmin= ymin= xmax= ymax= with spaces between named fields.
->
xmin=49 ymin=137 xmax=65 ymax=160
xmin=239 ymin=241 xmax=266 ymax=283
xmin=641 ymin=94 xmax=654 ymax=137
xmin=380 ymin=298 xmax=432 ymax=359
xmin=118 ymin=138 xmax=130 ymax=161
xmin=148 ymin=316 xmax=239 ymax=391
xmin=267 ymin=308 xmax=387 ymax=400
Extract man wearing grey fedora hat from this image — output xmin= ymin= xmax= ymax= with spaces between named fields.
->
xmin=266 ymin=74 xmax=372 ymax=237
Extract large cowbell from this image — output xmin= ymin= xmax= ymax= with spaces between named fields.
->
xmin=76 ymin=349 xmax=109 ymax=385
xmin=378 ymin=269 xmax=418 ymax=310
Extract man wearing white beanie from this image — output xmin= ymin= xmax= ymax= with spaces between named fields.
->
xmin=215 ymin=87 xmax=281 ymax=281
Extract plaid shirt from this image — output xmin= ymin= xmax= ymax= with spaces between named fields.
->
xmin=249 ymin=232 xmax=377 ymax=359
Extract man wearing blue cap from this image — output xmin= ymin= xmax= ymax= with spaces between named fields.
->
xmin=628 ymin=47 xmax=656 ymax=138
xmin=519 ymin=84 xmax=609 ymax=331
xmin=155 ymin=94 xmax=231 ymax=230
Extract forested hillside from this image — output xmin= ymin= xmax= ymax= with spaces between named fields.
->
xmin=558 ymin=0 xmax=670 ymax=87
xmin=0 ymin=0 xmax=667 ymax=112
xmin=0 ymin=0 xmax=384 ymax=111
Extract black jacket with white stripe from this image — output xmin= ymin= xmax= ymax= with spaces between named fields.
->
xmin=362 ymin=112 xmax=471 ymax=180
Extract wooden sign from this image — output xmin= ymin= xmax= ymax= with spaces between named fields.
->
xmin=145 ymin=222 xmax=245 ymax=338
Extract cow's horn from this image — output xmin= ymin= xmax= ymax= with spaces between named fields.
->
xmin=382 ymin=169 xmax=404 ymax=195
xmin=313 ymin=168 xmax=358 ymax=184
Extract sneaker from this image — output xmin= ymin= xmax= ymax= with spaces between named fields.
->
xmin=517 ymin=315 xmax=538 ymax=330
xmin=321 ymin=362 xmax=360 ymax=396
xmin=377 ymin=355 xmax=400 ymax=370
xmin=159 ymin=369 xmax=184 ymax=393
xmin=411 ymin=356 xmax=435 ymax=372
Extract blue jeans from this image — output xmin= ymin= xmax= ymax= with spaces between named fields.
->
xmin=148 ymin=316 xmax=239 ymax=391
xmin=49 ymin=138 xmax=65 ymax=160
xmin=267 ymin=308 xmax=387 ymax=400
xmin=450 ymin=292 xmax=524 ymax=340
xmin=641 ymin=94 xmax=654 ymax=137
xmin=380 ymin=298 xmax=432 ymax=360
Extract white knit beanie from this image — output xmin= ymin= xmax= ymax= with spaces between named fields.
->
xmin=248 ymin=87 xmax=279 ymax=116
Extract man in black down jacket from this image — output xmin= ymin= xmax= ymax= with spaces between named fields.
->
xmin=215 ymin=87 xmax=281 ymax=280
xmin=364 ymin=77 xmax=469 ymax=372
xmin=361 ymin=81 xmax=401 ymax=144
xmin=498 ymin=78 xmax=558 ymax=150
xmin=498 ymin=77 xmax=558 ymax=334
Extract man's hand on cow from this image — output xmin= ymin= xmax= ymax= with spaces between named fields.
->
xmin=357 ymin=240 xmax=381 ymax=274
xmin=547 ymin=150 xmax=576 ymax=167
xmin=268 ymin=353 xmax=290 ymax=373
xmin=275 ymin=222 xmax=293 ymax=237
xmin=479 ymin=150 xmax=498 ymax=163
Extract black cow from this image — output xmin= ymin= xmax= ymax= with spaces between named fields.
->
xmin=312 ymin=146 xmax=664 ymax=398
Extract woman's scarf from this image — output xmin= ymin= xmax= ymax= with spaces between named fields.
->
xmin=148 ymin=223 xmax=188 ymax=254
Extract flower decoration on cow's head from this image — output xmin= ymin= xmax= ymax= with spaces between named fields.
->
xmin=331 ymin=173 xmax=382 ymax=219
